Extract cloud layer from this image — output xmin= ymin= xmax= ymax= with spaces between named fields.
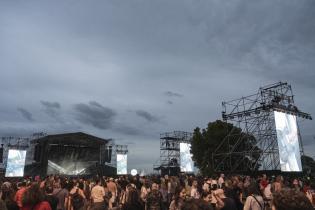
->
xmin=17 ymin=108 xmax=34 ymax=122
xmin=0 ymin=0 xmax=314 ymax=170
xmin=74 ymin=101 xmax=116 ymax=130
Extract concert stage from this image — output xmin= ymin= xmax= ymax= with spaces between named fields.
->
xmin=25 ymin=132 xmax=115 ymax=177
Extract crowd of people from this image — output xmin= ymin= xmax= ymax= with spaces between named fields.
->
xmin=0 ymin=173 xmax=314 ymax=210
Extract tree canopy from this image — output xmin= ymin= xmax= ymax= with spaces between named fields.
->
xmin=191 ymin=120 xmax=260 ymax=175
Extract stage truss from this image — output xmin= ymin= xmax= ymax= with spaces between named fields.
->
xmin=212 ymin=82 xmax=312 ymax=173
xmin=0 ymin=133 xmax=44 ymax=169
xmin=154 ymin=131 xmax=192 ymax=174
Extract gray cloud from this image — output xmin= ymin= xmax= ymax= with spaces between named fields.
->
xmin=1 ymin=0 xmax=315 ymax=170
xmin=165 ymin=91 xmax=183 ymax=98
xmin=40 ymin=101 xmax=60 ymax=109
xmin=40 ymin=100 xmax=61 ymax=118
xmin=113 ymin=125 xmax=142 ymax=136
xmin=17 ymin=108 xmax=34 ymax=122
xmin=74 ymin=101 xmax=116 ymax=129
xmin=302 ymin=134 xmax=315 ymax=147
xmin=135 ymin=110 xmax=159 ymax=123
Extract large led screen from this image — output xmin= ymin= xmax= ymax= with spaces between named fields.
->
xmin=274 ymin=111 xmax=302 ymax=172
xmin=117 ymin=154 xmax=127 ymax=175
xmin=5 ymin=149 xmax=27 ymax=177
xmin=180 ymin=143 xmax=194 ymax=172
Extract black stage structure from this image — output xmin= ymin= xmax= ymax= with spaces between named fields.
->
xmin=213 ymin=82 xmax=312 ymax=173
xmin=25 ymin=132 xmax=115 ymax=177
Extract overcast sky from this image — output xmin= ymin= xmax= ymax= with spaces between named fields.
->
xmin=0 ymin=0 xmax=314 ymax=172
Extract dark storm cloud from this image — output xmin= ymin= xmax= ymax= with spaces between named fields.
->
xmin=135 ymin=110 xmax=159 ymax=122
xmin=1 ymin=0 xmax=315 ymax=170
xmin=74 ymin=101 xmax=116 ymax=130
xmin=164 ymin=91 xmax=183 ymax=98
xmin=17 ymin=108 xmax=34 ymax=122
xmin=40 ymin=101 xmax=61 ymax=118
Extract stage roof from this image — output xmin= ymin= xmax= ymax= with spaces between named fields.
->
xmin=31 ymin=132 xmax=110 ymax=147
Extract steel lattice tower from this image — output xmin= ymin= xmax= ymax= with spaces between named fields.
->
xmin=154 ymin=131 xmax=192 ymax=175
xmin=212 ymin=82 xmax=312 ymax=173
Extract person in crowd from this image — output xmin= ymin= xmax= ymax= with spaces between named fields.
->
xmin=52 ymin=180 xmax=69 ymax=210
xmin=303 ymin=179 xmax=311 ymax=194
xmin=45 ymin=185 xmax=59 ymax=210
xmin=168 ymin=177 xmax=177 ymax=206
xmin=272 ymin=188 xmax=313 ymax=210
xmin=225 ymin=176 xmax=243 ymax=210
xmin=90 ymin=179 xmax=105 ymax=210
xmin=119 ymin=183 xmax=133 ymax=208
xmin=141 ymin=179 xmax=151 ymax=204
xmin=292 ymin=178 xmax=301 ymax=191
xmin=0 ymin=186 xmax=8 ymax=210
xmin=200 ymin=191 xmax=214 ymax=210
xmin=202 ymin=178 xmax=210 ymax=193
xmin=22 ymin=182 xmax=52 ymax=210
xmin=146 ymin=182 xmax=163 ymax=210
xmin=15 ymin=181 xmax=27 ymax=209
xmin=218 ymin=174 xmax=225 ymax=189
xmin=106 ymin=178 xmax=117 ymax=209
xmin=1 ymin=182 xmax=19 ymax=210
xmin=262 ymin=179 xmax=272 ymax=207
xmin=273 ymin=176 xmax=283 ymax=193
xmin=68 ymin=180 xmax=86 ymax=210
xmin=169 ymin=186 xmax=186 ymax=210
xmin=214 ymin=189 xmax=237 ymax=210
xmin=121 ymin=187 xmax=144 ymax=210
xmin=243 ymin=182 xmax=264 ymax=210
xmin=190 ymin=180 xmax=200 ymax=199
xmin=259 ymin=174 xmax=268 ymax=191
xmin=305 ymin=183 xmax=315 ymax=207
xmin=159 ymin=179 xmax=168 ymax=210
xmin=83 ymin=180 xmax=91 ymax=209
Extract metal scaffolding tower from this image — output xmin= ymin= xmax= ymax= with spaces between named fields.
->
xmin=212 ymin=82 xmax=312 ymax=173
xmin=154 ymin=131 xmax=192 ymax=175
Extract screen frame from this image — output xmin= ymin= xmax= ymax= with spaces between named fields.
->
xmin=5 ymin=149 xmax=27 ymax=177
xmin=274 ymin=111 xmax=302 ymax=172
xmin=180 ymin=142 xmax=194 ymax=172
xmin=116 ymin=154 xmax=127 ymax=175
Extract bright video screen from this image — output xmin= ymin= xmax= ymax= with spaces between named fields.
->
xmin=274 ymin=111 xmax=302 ymax=172
xmin=180 ymin=143 xmax=194 ymax=172
xmin=5 ymin=149 xmax=27 ymax=177
xmin=117 ymin=154 xmax=127 ymax=175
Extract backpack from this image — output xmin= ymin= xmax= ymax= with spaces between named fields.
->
xmin=71 ymin=189 xmax=84 ymax=210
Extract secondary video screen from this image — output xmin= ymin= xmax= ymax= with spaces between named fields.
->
xmin=180 ymin=143 xmax=194 ymax=172
xmin=5 ymin=149 xmax=27 ymax=177
xmin=117 ymin=154 xmax=127 ymax=175
xmin=274 ymin=111 xmax=302 ymax=172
